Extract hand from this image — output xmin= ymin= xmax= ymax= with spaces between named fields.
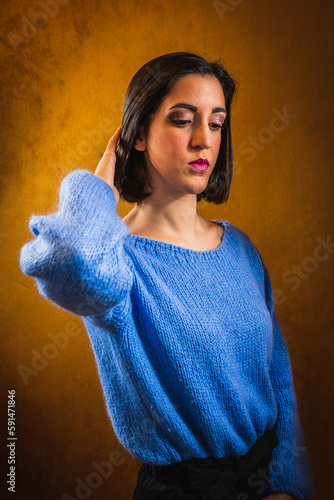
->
xmin=262 ymin=495 xmax=296 ymax=500
xmin=94 ymin=127 xmax=122 ymax=204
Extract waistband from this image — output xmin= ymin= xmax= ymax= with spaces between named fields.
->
xmin=146 ymin=429 xmax=278 ymax=495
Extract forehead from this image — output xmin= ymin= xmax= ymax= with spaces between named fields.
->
xmin=162 ymin=74 xmax=226 ymax=108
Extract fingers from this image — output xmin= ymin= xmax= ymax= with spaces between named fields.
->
xmin=94 ymin=127 xmax=122 ymax=184
xmin=104 ymin=127 xmax=122 ymax=158
xmin=94 ymin=127 xmax=122 ymax=204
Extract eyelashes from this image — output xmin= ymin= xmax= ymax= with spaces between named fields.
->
xmin=171 ymin=119 xmax=223 ymax=131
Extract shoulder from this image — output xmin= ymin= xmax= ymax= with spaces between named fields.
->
xmin=225 ymin=221 xmax=262 ymax=263
xmin=226 ymin=221 xmax=274 ymax=310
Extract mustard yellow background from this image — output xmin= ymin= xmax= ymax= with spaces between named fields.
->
xmin=1 ymin=0 xmax=333 ymax=498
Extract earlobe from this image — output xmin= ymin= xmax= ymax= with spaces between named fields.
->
xmin=134 ymin=126 xmax=147 ymax=151
xmin=134 ymin=138 xmax=146 ymax=151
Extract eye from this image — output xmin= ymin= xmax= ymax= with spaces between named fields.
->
xmin=171 ymin=119 xmax=191 ymax=127
xmin=171 ymin=120 xmax=223 ymax=131
xmin=171 ymin=119 xmax=225 ymax=131
xmin=210 ymin=123 xmax=223 ymax=131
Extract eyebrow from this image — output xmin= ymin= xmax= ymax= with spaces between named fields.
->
xmin=168 ymin=102 xmax=227 ymax=114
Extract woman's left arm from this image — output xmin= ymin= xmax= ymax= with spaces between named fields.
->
xmin=255 ymin=252 xmax=314 ymax=500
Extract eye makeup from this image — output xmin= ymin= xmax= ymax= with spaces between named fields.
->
xmin=167 ymin=110 xmax=226 ymax=129
xmin=168 ymin=102 xmax=226 ymax=115
xmin=166 ymin=103 xmax=227 ymax=127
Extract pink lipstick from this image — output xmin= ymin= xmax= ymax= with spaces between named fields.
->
xmin=188 ymin=158 xmax=210 ymax=172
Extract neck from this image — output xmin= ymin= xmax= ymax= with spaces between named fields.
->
xmin=126 ymin=189 xmax=207 ymax=241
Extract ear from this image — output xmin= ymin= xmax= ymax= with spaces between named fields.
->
xmin=134 ymin=125 xmax=147 ymax=152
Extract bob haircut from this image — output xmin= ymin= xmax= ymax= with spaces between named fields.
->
xmin=114 ymin=51 xmax=237 ymax=204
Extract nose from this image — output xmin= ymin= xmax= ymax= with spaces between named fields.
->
xmin=190 ymin=122 xmax=211 ymax=150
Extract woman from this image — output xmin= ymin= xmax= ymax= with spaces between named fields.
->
xmin=20 ymin=52 xmax=313 ymax=500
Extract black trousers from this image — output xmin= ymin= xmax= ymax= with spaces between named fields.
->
xmin=133 ymin=429 xmax=279 ymax=499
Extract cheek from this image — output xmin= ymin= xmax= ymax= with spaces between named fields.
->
xmin=164 ymin=131 xmax=183 ymax=146
xmin=213 ymin=135 xmax=222 ymax=153
xmin=210 ymin=136 xmax=222 ymax=161
xmin=156 ymin=132 xmax=185 ymax=158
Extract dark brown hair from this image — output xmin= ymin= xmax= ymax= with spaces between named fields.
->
xmin=114 ymin=51 xmax=237 ymax=204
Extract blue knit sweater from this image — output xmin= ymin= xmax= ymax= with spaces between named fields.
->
xmin=20 ymin=170 xmax=313 ymax=500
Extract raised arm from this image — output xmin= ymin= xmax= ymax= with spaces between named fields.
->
xmin=20 ymin=128 xmax=134 ymax=318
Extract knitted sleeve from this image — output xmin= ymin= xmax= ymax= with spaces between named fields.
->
xmin=259 ymin=254 xmax=314 ymax=500
xmin=20 ymin=169 xmax=133 ymax=318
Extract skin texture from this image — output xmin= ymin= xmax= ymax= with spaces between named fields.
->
xmin=121 ymin=74 xmax=227 ymax=249
xmin=94 ymin=126 xmax=122 ymax=202
xmin=136 ymin=73 xmax=226 ymax=198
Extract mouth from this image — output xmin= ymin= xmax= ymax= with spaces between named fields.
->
xmin=188 ymin=158 xmax=210 ymax=172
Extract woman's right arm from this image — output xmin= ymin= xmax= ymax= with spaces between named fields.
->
xmin=20 ymin=128 xmax=133 ymax=317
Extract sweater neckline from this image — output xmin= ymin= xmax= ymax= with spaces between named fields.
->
xmin=125 ymin=220 xmax=230 ymax=258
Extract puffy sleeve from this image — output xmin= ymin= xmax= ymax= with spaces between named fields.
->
xmin=258 ymin=252 xmax=314 ymax=500
xmin=20 ymin=169 xmax=134 ymax=318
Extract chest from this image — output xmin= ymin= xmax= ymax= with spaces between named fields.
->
xmin=127 ymin=250 xmax=273 ymax=360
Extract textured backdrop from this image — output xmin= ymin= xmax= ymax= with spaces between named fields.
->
xmin=1 ymin=0 xmax=333 ymax=498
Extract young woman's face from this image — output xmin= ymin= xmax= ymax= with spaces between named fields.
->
xmin=138 ymin=74 xmax=227 ymax=198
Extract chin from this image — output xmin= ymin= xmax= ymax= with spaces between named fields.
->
xmin=186 ymin=181 xmax=209 ymax=194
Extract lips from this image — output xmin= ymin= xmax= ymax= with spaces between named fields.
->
xmin=189 ymin=158 xmax=209 ymax=166
xmin=188 ymin=158 xmax=210 ymax=171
